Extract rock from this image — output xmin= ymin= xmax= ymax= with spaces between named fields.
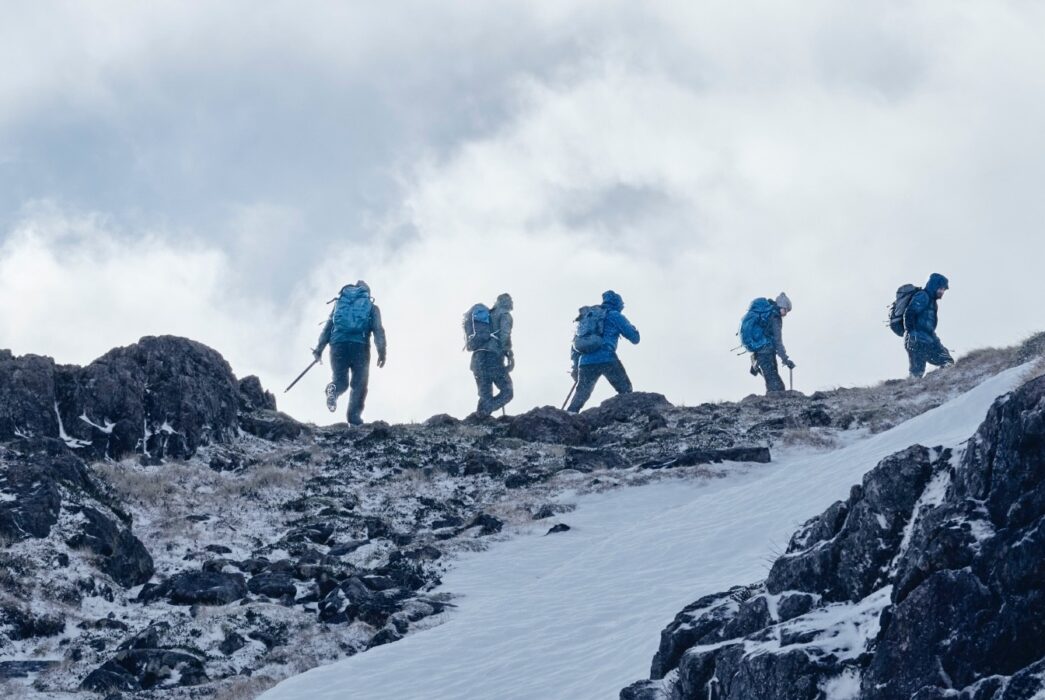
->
xmin=424 ymin=413 xmax=459 ymax=427
xmin=640 ymin=446 xmax=771 ymax=470
xmin=564 ymin=447 xmax=627 ymax=472
xmin=0 ymin=351 xmax=62 ymax=441
xmin=239 ymin=409 xmax=308 ymax=442
xmin=247 ymin=573 xmax=297 ymax=599
xmin=65 ymin=507 xmax=155 ymax=588
xmin=219 ymin=631 xmax=246 ymax=656
xmin=0 ymin=660 xmax=59 ymax=680
xmin=507 ymin=406 xmax=591 ymax=446
xmin=0 ymin=606 xmax=65 ymax=640
xmin=649 ymin=591 xmax=740 ymax=680
xmin=81 ymin=649 xmax=208 ymax=692
xmin=546 ymin=523 xmax=571 ymax=535
xmin=462 ymin=451 xmax=507 ymax=477
xmin=466 ymin=513 xmax=504 ymax=536
xmin=620 ymin=680 xmax=669 ymax=700
xmin=238 ymin=375 xmax=276 ymax=412
xmin=0 ymin=458 xmax=62 ymax=540
xmin=369 ymin=627 xmax=403 ymax=648
xmin=140 ymin=571 xmax=247 ymax=606
xmin=583 ymin=392 xmax=672 ymax=427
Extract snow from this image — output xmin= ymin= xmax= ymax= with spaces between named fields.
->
xmin=54 ymin=402 xmax=90 ymax=449
xmin=820 ymin=667 xmax=862 ymax=699
xmin=261 ymin=364 xmax=1031 ymax=700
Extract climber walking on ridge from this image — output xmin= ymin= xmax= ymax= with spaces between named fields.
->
xmin=739 ymin=292 xmax=795 ymax=395
xmin=463 ymin=293 xmax=515 ymax=418
xmin=566 ymin=290 xmax=640 ymax=413
xmin=313 ymin=280 xmax=387 ymax=425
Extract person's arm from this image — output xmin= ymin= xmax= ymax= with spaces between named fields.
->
xmin=904 ymin=292 xmax=929 ymax=332
xmin=314 ymin=316 xmax=333 ymax=359
xmin=772 ymin=315 xmax=793 ymax=366
xmin=500 ymin=313 xmax=514 ymax=354
xmin=617 ymin=313 xmax=640 ymax=345
xmin=371 ymin=306 xmax=387 ymax=366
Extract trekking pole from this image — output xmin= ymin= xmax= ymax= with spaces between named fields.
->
xmin=789 ymin=367 xmax=794 ymax=391
xmin=562 ymin=379 xmax=578 ymax=411
xmin=284 ymin=358 xmax=320 ymax=393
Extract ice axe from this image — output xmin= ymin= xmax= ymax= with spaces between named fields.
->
xmin=285 ymin=358 xmax=320 ymax=393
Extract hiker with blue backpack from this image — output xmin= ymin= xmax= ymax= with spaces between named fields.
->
xmin=565 ymin=290 xmax=640 ymax=413
xmin=739 ymin=293 xmax=795 ymax=394
xmin=889 ymin=273 xmax=954 ymax=378
xmin=313 ymin=280 xmax=387 ymax=425
xmin=463 ymin=293 xmax=515 ymax=417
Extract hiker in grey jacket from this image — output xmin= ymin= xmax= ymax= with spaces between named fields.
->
xmin=471 ymin=293 xmax=515 ymax=417
xmin=313 ymin=280 xmax=387 ymax=425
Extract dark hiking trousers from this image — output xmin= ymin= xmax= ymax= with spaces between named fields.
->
xmin=330 ymin=341 xmax=370 ymax=423
xmin=472 ymin=351 xmax=514 ymax=417
xmin=567 ymin=359 xmax=632 ymax=413
xmin=906 ymin=335 xmax=954 ymax=378
xmin=754 ymin=349 xmax=786 ymax=394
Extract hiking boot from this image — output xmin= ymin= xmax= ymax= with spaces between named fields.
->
xmin=347 ymin=413 xmax=364 ymax=426
xmin=325 ymin=383 xmax=338 ymax=412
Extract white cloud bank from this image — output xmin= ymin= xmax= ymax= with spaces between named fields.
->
xmin=1 ymin=2 xmax=1043 ymax=425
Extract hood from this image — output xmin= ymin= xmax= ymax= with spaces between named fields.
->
xmin=925 ymin=273 xmax=949 ymax=295
xmin=494 ymin=293 xmax=513 ymax=311
xmin=601 ymin=290 xmax=624 ymax=311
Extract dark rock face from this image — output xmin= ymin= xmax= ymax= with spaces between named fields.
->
xmin=81 ymin=649 xmax=208 ymax=692
xmin=140 ymin=571 xmax=248 ymax=606
xmin=640 ymin=446 xmax=772 ymax=470
xmin=507 ymin=406 xmax=591 ymax=445
xmin=583 ymin=392 xmax=672 ymax=428
xmin=65 ymin=507 xmax=154 ymax=587
xmin=0 ymin=336 xmax=280 ymax=460
xmin=623 ymin=376 xmax=1045 ymax=700
xmin=239 ymin=409 xmax=308 ymax=442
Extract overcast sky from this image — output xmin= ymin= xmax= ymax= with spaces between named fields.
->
xmin=1 ymin=1 xmax=1042 ymax=425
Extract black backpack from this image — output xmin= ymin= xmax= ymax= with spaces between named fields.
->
xmin=888 ymin=285 xmax=921 ymax=336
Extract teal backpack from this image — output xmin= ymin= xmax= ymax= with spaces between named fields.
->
xmin=331 ymin=286 xmax=373 ymax=344
xmin=739 ymin=298 xmax=775 ymax=352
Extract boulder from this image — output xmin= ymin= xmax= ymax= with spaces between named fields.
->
xmin=66 ymin=507 xmax=154 ymax=587
xmin=238 ymin=375 xmax=276 ymax=411
xmin=507 ymin=406 xmax=591 ymax=446
xmin=583 ymin=391 xmax=672 ymax=427
xmin=81 ymin=649 xmax=208 ymax=692
xmin=140 ymin=571 xmax=247 ymax=606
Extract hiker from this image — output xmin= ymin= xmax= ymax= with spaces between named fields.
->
xmin=901 ymin=273 xmax=954 ymax=378
xmin=464 ymin=293 xmax=515 ymax=417
xmin=313 ymin=280 xmax=387 ymax=425
xmin=740 ymin=293 xmax=795 ymax=394
xmin=566 ymin=290 xmax=640 ymax=413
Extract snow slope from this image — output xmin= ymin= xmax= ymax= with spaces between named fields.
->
xmin=261 ymin=364 xmax=1032 ymax=700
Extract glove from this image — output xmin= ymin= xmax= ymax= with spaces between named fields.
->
xmin=505 ymin=351 xmax=515 ymax=372
xmin=750 ymin=363 xmax=760 ymax=376
xmin=312 ymin=348 xmax=323 ymax=364
xmin=377 ymin=354 xmax=386 ymax=369
xmin=784 ymin=359 xmax=796 ymax=370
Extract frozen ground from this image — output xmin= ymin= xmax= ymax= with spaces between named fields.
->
xmin=261 ymin=363 xmax=1032 ymax=700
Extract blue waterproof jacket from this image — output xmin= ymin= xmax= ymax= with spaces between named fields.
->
xmin=904 ymin=273 xmax=949 ymax=342
xmin=572 ymin=290 xmax=641 ymax=367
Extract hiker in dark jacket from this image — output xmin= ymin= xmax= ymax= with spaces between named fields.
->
xmin=749 ymin=293 xmax=795 ymax=394
xmin=314 ymin=280 xmax=387 ymax=425
xmin=567 ymin=290 xmax=640 ymax=413
xmin=903 ymin=273 xmax=953 ymax=378
xmin=471 ymin=293 xmax=515 ymax=417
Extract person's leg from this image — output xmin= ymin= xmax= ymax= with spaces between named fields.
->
xmin=346 ymin=343 xmax=370 ymax=424
xmin=906 ymin=336 xmax=927 ymax=378
xmin=473 ymin=355 xmax=495 ymax=416
xmin=326 ymin=343 xmax=352 ymax=410
xmin=926 ymin=339 xmax=955 ymax=369
xmin=567 ymin=364 xmax=604 ymax=413
xmin=756 ymin=350 xmax=785 ymax=393
xmin=603 ymin=358 xmax=634 ymax=395
xmin=486 ymin=359 xmax=514 ymax=413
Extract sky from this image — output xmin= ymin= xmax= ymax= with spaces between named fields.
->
xmin=0 ymin=1 xmax=1042 ymax=425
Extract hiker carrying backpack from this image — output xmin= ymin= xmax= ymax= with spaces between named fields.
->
xmin=466 ymin=294 xmax=515 ymax=418
xmin=894 ymin=273 xmax=954 ymax=378
xmin=313 ymin=280 xmax=387 ymax=425
xmin=566 ymin=290 xmax=640 ymax=413
xmin=740 ymin=293 xmax=795 ymax=395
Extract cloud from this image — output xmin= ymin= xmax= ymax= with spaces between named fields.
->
xmin=1 ymin=2 xmax=1044 ymax=425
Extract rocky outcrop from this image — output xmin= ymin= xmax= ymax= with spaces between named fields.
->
xmin=622 ymin=375 xmax=1045 ymax=700
xmin=0 ymin=336 xmax=299 ymax=460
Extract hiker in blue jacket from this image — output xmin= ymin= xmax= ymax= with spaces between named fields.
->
xmin=742 ymin=293 xmax=795 ymax=394
xmin=903 ymin=273 xmax=954 ymax=378
xmin=314 ymin=280 xmax=387 ymax=425
xmin=566 ymin=290 xmax=640 ymax=413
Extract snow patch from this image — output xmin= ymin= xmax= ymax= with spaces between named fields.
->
xmin=820 ymin=667 xmax=862 ymax=700
xmin=54 ymin=402 xmax=90 ymax=449
xmin=891 ymin=468 xmax=951 ymax=575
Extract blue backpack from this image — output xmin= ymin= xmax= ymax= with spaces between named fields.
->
xmin=739 ymin=298 xmax=775 ymax=352
xmin=463 ymin=303 xmax=493 ymax=351
xmin=331 ymin=286 xmax=373 ymax=343
xmin=573 ymin=305 xmax=607 ymax=355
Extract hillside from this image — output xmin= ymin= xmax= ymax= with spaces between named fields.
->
xmin=0 ymin=334 xmax=1042 ymax=698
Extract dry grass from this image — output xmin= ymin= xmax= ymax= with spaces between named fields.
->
xmin=211 ymin=674 xmax=282 ymax=700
